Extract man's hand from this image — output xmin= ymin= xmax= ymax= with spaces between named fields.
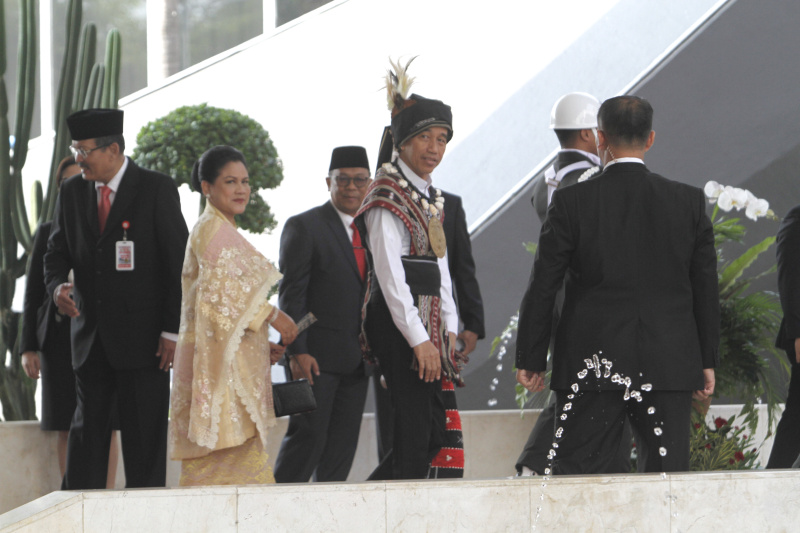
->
xmin=269 ymin=342 xmax=286 ymax=365
xmin=413 ymin=340 xmax=441 ymax=382
xmin=457 ymin=330 xmax=479 ymax=357
xmin=54 ymin=283 xmax=80 ymax=318
xmin=693 ymin=368 xmax=716 ymax=401
xmin=156 ymin=336 xmax=177 ymax=372
xmin=290 ymin=353 xmax=320 ymax=385
xmin=516 ymin=369 xmax=546 ymax=393
xmin=22 ymin=351 xmax=41 ymax=380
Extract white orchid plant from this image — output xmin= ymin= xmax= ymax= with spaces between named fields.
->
xmin=704 ymin=181 xmax=774 ymax=221
xmin=701 ymin=181 xmax=786 ymax=440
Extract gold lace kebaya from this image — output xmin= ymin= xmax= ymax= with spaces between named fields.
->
xmin=169 ymin=202 xmax=282 ymax=485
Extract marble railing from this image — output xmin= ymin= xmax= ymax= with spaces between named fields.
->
xmin=0 ymin=405 xmax=782 ymax=530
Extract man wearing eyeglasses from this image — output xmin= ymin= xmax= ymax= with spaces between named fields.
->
xmin=273 ymin=146 xmax=372 ymax=482
xmin=44 ymin=108 xmax=188 ymax=489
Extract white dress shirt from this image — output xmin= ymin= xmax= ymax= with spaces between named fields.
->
xmin=364 ymin=158 xmax=458 ymax=348
xmin=333 ymin=204 xmax=356 ymax=241
xmin=94 ymin=155 xmax=128 ymax=203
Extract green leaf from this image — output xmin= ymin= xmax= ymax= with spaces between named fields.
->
xmin=719 ymin=236 xmax=775 ymax=295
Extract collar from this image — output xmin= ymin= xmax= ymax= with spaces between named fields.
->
xmin=559 ymin=148 xmax=602 ymax=167
xmin=332 ymin=203 xmax=355 ymax=228
xmin=603 ymin=157 xmax=644 ymax=169
xmin=396 ymin=158 xmax=434 ymax=197
xmin=203 ymin=198 xmax=237 ymax=227
xmin=95 ymin=156 xmax=129 ymax=193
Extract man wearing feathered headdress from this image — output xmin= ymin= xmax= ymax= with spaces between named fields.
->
xmin=355 ymin=59 xmax=465 ymax=479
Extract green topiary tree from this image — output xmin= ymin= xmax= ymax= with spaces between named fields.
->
xmin=132 ymin=103 xmax=283 ymax=234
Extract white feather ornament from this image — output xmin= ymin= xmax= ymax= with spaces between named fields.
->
xmin=385 ymin=56 xmax=417 ymax=112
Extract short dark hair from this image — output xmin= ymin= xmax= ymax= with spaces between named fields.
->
xmin=191 ymin=145 xmax=247 ymax=192
xmin=55 ymin=155 xmax=78 ymax=187
xmin=95 ymin=133 xmax=126 ymax=153
xmin=553 ymin=129 xmax=580 ymax=147
xmin=597 ymin=96 xmax=653 ymax=148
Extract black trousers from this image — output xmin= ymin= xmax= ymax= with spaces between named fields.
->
xmin=767 ymin=354 xmax=800 ymax=468
xmin=551 ymin=389 xmax=692 ymax=475
xmin=515 ymin=395 xmax=633 ymax=474
xmin=365 ymin=295 xmax=446 ymax=480
xmin=273 ymin=367 xmax=369 ymax=482
xmin=372 ymin=371 xmax=394 ymax=463
xmin=61 ymin=340 xmax=169 ymax=490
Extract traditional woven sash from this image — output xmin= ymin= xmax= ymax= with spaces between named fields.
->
xmin=356 ymin=164 xmax=462 ymax=385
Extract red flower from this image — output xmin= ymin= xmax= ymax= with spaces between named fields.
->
xmin=729 ymin=459 xmax=735 ymax=464
xmin=705 ymin=444 xmax=712 ymax=449
xmin=714 ymin=417 xmax=727 ymax=429
xmin=694 ymin=423 xmax=702 ymax=429
xmin=734 ymin=451 xmax=745 ymax=462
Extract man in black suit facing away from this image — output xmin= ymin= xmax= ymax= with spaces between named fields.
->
xmin=273 ymin=146 xmax=371 ymax=482
xmin=45 ymin=109 xmax=188 ymax=489
xmin=516 ymin=96 xmax=719 ymax=474
xmin=766 ymin=206 xmax=800 ymax=468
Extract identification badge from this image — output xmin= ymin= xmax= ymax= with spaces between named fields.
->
xmin=116 ymin=241 xmax=134 ymax=271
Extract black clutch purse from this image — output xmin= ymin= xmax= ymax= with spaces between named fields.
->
xmin=272 ymin=312 xmax=317 ymax=417
xmin=272 ymin=379 xmax=316 ymax=417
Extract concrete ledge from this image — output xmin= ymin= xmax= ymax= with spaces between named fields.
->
xmin=0 ymin=405 xmax=780 ymax=526
xmin=3 ymin=470 xmax=800 ymax=532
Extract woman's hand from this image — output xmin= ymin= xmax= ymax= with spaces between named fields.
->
xmin=272 ymin=309 xmax=298 ymax=345
xmin=269 ymin=342 xmax=286 ymax=365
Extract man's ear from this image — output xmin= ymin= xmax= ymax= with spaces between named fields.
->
xmin=325 ymin=177 xmax=332 ymax=191
xmin=644 ymin=130 xmax=656 ymax=152
xmin=596 ymin=130 xmax=608 ymax=152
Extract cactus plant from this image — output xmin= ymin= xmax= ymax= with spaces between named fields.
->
xmin=0 ymin=0 xmax=38 ymax=421
xmin=0 ymin=0 xmax=122 ymax=421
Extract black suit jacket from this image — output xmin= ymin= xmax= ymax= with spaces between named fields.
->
xmin=44 ymin=158 xmax=188 ymax=370
xmin=531 ymin=150 xmax=599 ymax=223
xmin=776 ymin=205 xmax=800 ymax=356
xmin=441 ymin=191 xmax=485 ymax=338
xmin=20 ymin=222 xmax=61 ymax=354
xmin=278 ymin=201 xmax=364 ymax=375
xmin=516 ymin=162 xmax=720 ymax=391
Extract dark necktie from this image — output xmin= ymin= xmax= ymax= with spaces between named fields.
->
xmin=350 ymin=221 xmax=366 ymax=280
xmin=98 ymin=185 xmax=112 ymax=233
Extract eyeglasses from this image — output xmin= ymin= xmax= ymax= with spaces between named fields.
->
xmin=69 ymin=143 xmax=111 ymax=158
xmin=334 ymin=176 xmax=370 ymax=188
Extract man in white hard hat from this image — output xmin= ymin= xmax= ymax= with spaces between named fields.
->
xmin=516 ymin=92 xmax=630 ymax=476
xmin=530 ymin=92 xmax=602 ymax=221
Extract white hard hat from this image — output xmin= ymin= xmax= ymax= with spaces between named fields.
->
xmin=549 ymin=92 xmax=600 ymax=129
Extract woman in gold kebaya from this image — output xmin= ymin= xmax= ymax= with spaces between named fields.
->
xmin=169 ymin=145 xmax=297 ymax=485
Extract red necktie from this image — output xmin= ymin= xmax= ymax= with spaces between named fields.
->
xmin=98 ymin=185 xmax=112 ymax=233
xmin=350 ymin=222 xmax=366 ymax=280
